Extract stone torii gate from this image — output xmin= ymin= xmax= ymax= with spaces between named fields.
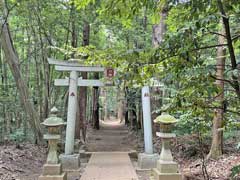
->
xmin=48 ymin=58 xmax=113 ymax=169
xmin=48 ymin=58 xmax=156 ymax=171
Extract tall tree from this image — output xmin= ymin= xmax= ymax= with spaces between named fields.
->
xmin=77 ymin=21 xmax=89 ymax=140
xmin=152 ymin=4 xmax=168 ymax=47
xmin=117 ymin=86 xmax=124 ymax=122
xmin=151 ymin=3 xmax=168 ymax=134
xmin=208 ymin=21 xmax=226 ymax=159
xmin=92 ymin=73 xmax=100 ymax=129
xmin=104 ymin=88 xmax=109 ymax=121
xmin=217 ymin=0 xmax=240 ymax=98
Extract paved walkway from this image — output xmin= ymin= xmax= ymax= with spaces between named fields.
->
xmin=80 ymin=152 xmax=138 ymax=180
xmin=81 ymin=119 xmax=139 ymax=180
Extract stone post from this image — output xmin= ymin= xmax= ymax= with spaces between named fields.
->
xmin=138 ymin=86 xmax=158 ymax=169
xmin=142 ymin=86 xmax=153 ymax=154
xmin=65 ymin=71 xmax=78 ymax=155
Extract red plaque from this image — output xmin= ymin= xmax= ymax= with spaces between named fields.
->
xmin=70 ymin=92 xmax=75 ymax=96
xmin=106 ymin=68 xmax=114 ymax=78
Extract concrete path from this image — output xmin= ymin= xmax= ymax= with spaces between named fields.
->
xmin=81 ymin=119 xmax=139 ymax=180
xmin=80 ymin=152 xmax=138 ymax=180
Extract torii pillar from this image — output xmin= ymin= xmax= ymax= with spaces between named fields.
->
xmin=59 ymin=70 xmax=81 ymax=171
xmin=65 ymin=71 xmax=78 ymax=155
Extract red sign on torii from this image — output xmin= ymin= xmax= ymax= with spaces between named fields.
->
xmin=105 ymin=68 xmax=115 ymax=78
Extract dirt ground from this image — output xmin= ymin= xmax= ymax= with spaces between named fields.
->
xmin=85 ymin=118 xmax=137 ymax=152
xmin=0 ymin=143 xmax=46 ymax=180
xmin=1 ymin=118 xmax=240 ymax=180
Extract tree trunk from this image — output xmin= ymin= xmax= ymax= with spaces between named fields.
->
xmin=117 ymin=87 xmax=124 ymax=122
xmin=137 ymin=96 xmax=142 ymax=130
xmin=6 ymin=111 xmax=11 ymax=137
xmin=152 ymin=7 xmax=168 ymax=47
xmin=104 ymin=88 xmax=108 ymax=121
xmin=92 ymin=73 xmax=100 ymax=130
xmin=77 ymin=72 xmax=87 ymax=142
xmin=124 ymin=87 xmax=129 ymax=125
xmin=217 ymin=0 xmax=240 ymax=98
xmin=0 ymin=21 xmax=42 ymax=143
xmin=151 ymin=5 xmax=168 ymax=136
xmin=34 ymin=44 xmax=43 ymax=120
xmin=25 ymin=28 xmax=31 ymax=88
xmin=207 ymin=22 xmax=226 ymax=159
xmin=87 ymin=89 xmax=93 ymax=123
xmin=76 ymin=21 xmax=89 ymax=140
xmin=38 ymin=29 xmax=50 ymax=119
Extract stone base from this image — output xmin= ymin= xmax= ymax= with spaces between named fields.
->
xmin=39 ymin=173 xmax=67 ymax=180
xmin=157 ymin=160 xmax=178 ymax=173
xmin=59 ymin=154 xmax=80 ymax=170
xmin=152 ymin=168 xmax=182 ymax=180
xmin=138 ymin=153 xmax=159 ymax=169
xmin=42 ymin=164 xmax=62 ymax=176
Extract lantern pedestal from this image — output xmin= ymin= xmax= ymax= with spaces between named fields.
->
xmin=156 ymin=160 xmax=179 ymax=173
xmin=39 ymin=174 xmax=66 ymax=180
xmin=42 ymin=164 xmax=62 ymax=175
xmin=152 ymin=113 xmax=183 ymax=180
xmin=152 ymin=169 xmax=182 ymax=180
xmin=39 ymin=164 xmax=67 ymax=180
xmin=152 ymin=132 xmax=182 ymax=180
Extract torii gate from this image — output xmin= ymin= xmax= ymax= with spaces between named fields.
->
xmin=48 ymin=58 xmax=114 ymax=156
xmin=48 ymin=58 xmax=156 ymax=170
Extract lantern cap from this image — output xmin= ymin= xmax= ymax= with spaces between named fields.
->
xmin=154 ymin=114 xmax=178 ymax=124
xmin=41 ymin=107 xmax=66 ymax=127
xmin=50 ymin=107 xmax=58 ymax=115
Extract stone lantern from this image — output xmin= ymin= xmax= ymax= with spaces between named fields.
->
xmin=152 ymin=114 xmax=182 ymax=180
xmin=39 ymin=107 xmax=67 ymax=180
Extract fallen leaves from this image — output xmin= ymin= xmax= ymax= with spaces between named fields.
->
xmin=0 ymin=143 xmax=47 ymax=180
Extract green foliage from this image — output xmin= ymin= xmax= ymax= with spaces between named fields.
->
xmin=74 ymin=0 xmax=95 ymax=10
xmin=9 ymin=127 xmax=25 ymax=142
xmin=176 ymin=111 xmax=212 ymax=135
xmin=231 ymin=165 xmax=240 ymax=179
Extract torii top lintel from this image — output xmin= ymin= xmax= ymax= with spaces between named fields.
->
xmin=48 ymin=58 xmax=105 ymax=72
